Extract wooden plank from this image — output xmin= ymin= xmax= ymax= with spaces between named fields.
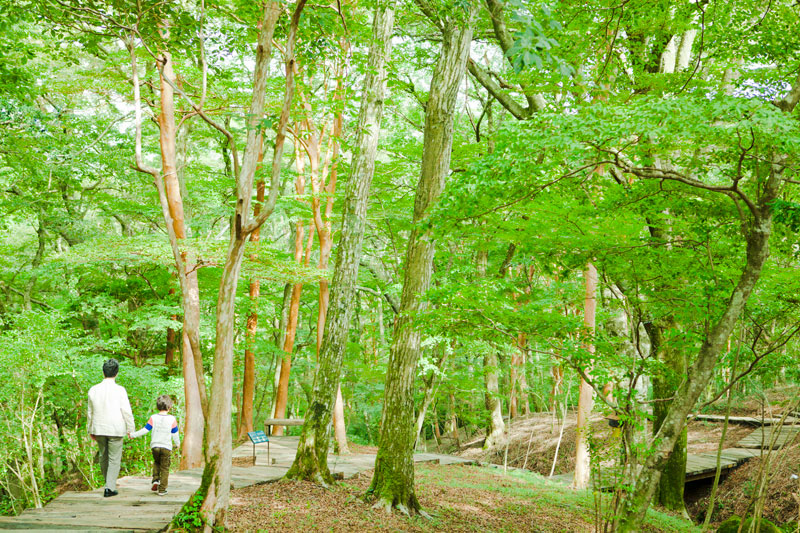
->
xmin=0 ymin=518 xmax=136 ymax=531
xmin=689 ymin=414 xmax=799 ymax=426
xmin=737 ymin=426 xmax=800 ymax=449
xmin=263 ymin=418 xmax=305 ymax=426
xmin=0 ymin=515 xmax=168 ymax=530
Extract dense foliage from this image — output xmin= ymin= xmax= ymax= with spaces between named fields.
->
xmin=0 ymin=0 xmax=798 ymax=528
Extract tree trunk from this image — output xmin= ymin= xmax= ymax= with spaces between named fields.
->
xmin=310 ymin=65 xmax=350 ymax=453
xmin=550 ymin=364 xmax=563 ymax=411
xmin=165 ymin=288 xmax=177 ymax=365
xmin=483 ymin=350 xmax=505 ymax=450
xmin=509 ymin=352 xmax=518 ymax=419
xmin=647 ymin=320 xmax=688 ymax=513
xmin=238 ymin=170 xmax=266 ymax=441
xmin=286 ymin=1 xmax=395 ymax=484
xmin=198 ymin=237 xmax=247 ymax=528
xmin=238 ymin=278 xmax=259 ymax=439
xmin=272 ymin=282 xmax=292 ymax=416
xmin=156 ymin=39 xmax=207 ymax=468
xmin=272 ymin=221 xmax=313 ymax=435
xmin=573 ymin=262 xmax=597 ymax=489
xmin=519 ymin=342 xmax=530 ymax=415
xmin=332 ymin=387 xmax=348 ymax=453
xmin=367 ymin=8 xmax=476 ymax=514
xmin=613 ymin=149 xmax=788 ymax=530
xmin=194 ymin=2 xmax=288 ymax=527
xmin=414 ymin=348 xmax=450 ymax=447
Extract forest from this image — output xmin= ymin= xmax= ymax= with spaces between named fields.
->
xmin=1 ymin=0 xmax=799 ymax=531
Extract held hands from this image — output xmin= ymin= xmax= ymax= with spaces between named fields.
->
xmin=90 ymin=434 xmax=96 ymax=441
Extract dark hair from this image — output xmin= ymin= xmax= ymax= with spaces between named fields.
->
xmin=102 ymin=359 xmax=119 ymax=378
xmin=156 ymin=395 xmax=173 ymax=412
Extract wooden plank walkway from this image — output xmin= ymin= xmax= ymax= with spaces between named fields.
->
xmin=551 ymin=422 xmax=800 ymax=488
xmin=736 ymin=425 xmax=800 ymax=449
xmin=689 ymin=414 xmax=800 ymax=426
xmin=0 ymin=436 xmax=474 ymax=531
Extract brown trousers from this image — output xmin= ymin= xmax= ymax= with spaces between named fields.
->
xmin=151 ymin=447 xmax=172 ymax=491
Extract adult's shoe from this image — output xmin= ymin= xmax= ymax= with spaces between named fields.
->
xmin=158 ymin=490 xmax=168 ymax=496
xmin=151 ymin=482 xmax=159 ymax=492
xmin=103 ymin=489 xmax=119 ymax=498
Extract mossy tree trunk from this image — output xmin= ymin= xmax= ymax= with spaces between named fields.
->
xmin=367 ymin=5 xmax=477 ymax=514
xmin=285 ymin=1 xmax=395 ymax=485
xmin=611 ymin=73 xmax=798 ymax=527
xmin=646 ymin=319 xmax=688 ymax=514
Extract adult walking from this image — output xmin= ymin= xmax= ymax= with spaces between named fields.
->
xmin=87 ymin=358 xmax=135 ymax=497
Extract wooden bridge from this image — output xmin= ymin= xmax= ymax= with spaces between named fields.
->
xmin=0 ymin=436 xmax=473 ymax=531
xmin=551 ymin=421 xmax=800 ymax=487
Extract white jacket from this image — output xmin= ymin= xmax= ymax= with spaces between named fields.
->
xmin=87 ymin=378 xmax=135 ymax=437
xmin=131 ymin=413 xmax=181 ymax=450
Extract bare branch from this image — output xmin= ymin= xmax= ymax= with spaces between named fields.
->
xmin=467 ymin=59 xmax=532 ymax=120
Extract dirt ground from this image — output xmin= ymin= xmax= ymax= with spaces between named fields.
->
xmin=456 ymin=411 xmax=614 ymax=476
xmin=225 ymin=465 xmax=592 ymax=532
xmin=685 ymin=420 xmax=753 ymax=455
xmin=455 ymin=412 xmax=783 ymax=474
xmin=225 ymin=462 xmax=695 ymax=532
xmin=454 ymin=405 xmax=800 ymax=528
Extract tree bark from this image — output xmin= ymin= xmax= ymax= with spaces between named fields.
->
xmin=273 ymin=135 xmax=315 ymax=436
xmin=646 ymin=319 xmax=688 ymax=513
xmin=483 ymin=350 xmax=505 ymax=450
xmin=161 ymin=39 xmax=209 ymax=458
xmin=573 ymin=262 xmax=597 ymax=490
xmin=195 ymin=2 xmax=289 ymax=527
xmin=367 ymin=6 xmax=476 ymax=514
xmin=238 ymin=154 xmax=266 ymax=441
xmin=272 ymin=224 xmax=308 ymax=435
xmin=414 ymin=347 xmax=450 ymax=447
xmin=286 ymin=1 xmax=395 ymax=485
xmin=165 ymin=286 xmax=177 ymax=366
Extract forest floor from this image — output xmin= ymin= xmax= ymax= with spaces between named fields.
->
xmin=444 ymin=389 xmax=800 ymax=530
xmin=225 ymin=462 xmax=697 ymax=532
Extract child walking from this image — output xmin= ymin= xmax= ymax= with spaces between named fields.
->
xmin=131 ymin=395 xmax=180 ymax=495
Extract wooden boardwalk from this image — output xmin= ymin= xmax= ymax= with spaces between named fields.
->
xmin=736 ymin=425 xmax=800 ymax=449
xmin=0 ymin=436 xmax=473 ymax=531
xmin=552 ymin=421 xmax=800 ymax=487
xmin=689 ymin=413 xmax=800 ymax=426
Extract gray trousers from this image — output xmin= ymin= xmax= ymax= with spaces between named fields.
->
xmin=95 ymin=436 xmax=124 ymax=490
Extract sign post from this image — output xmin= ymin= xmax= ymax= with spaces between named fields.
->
xmin=247 ymin=430 xmax=269 ymax=464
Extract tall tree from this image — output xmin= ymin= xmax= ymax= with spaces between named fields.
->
xmin=572 ymin=262 xmax=596 ymax=489
xmin=237 ymin=149 xmax=266 ymax=441
xmin=286 ymin=0 xmax=396 ymax=484
xmin=191 ymin=0 xmax=305 ymax=525
xmin=367 ymin=1 xmax=477 ymax=514
xmin=128 ymin=25 xmax=207 ymax=468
